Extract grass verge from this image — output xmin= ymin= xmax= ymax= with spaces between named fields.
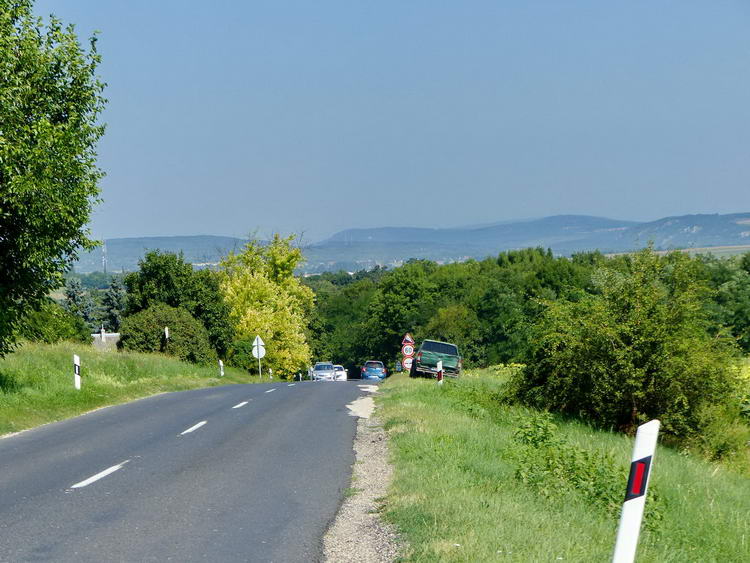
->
xmin=0 ymin=341 xmax=262 ymax=436
xmin=378 ymin=371 xmax=750 ymax=562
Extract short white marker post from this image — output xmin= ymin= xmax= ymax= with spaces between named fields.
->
xmin=73 ymin=354 xmax=81 ymax=390
xmin=219 ymin=359 xmax=224 ymax=377
xmin=612 ymin=419 xmax=660 ymax=563
xmin=436 ymin=360 xmax=444 ymax=385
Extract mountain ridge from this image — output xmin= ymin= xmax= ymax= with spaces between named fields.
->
xmin=75 ymin=213 xmax=750 ymax=273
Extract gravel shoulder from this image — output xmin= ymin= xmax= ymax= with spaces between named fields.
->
xmin=323 ymin=392 xmax=401 ymax=562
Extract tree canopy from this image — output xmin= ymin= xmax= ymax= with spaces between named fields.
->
xmin=220 ymin=235 xmax=313 ymax=377
xmin=0 ymin=1 xmax=105 ymax=355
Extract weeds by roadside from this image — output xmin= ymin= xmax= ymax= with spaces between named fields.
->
xmin=378 ymin=372 xmax=750 ymax=562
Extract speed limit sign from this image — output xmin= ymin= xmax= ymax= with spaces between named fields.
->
xmin=402 ymin=344 xmax=415 ymax=357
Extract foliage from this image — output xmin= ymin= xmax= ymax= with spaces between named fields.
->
xmin=424 ymin=304 xmax=483 ymax=365
xmin=513 ymin=248 xmax=743 ymax=446
xmin=221 ymin=235 xmax=313 ymax=377
xmin=124 ymin=251 xmax=232 ymax=356
xmin=119 ymin=303 xmax=216 ymax=365
xmin=0 ymin=2 xmax=106 ymax=356
xmin=102 ymin=276 xmax=127 ymax=331
xmin=66 ymin=271 xmax=123 ymax=290
xmin=18 ymin=298 xmax=90 ymax=344
xmin=511 ymin=412 xmax=664 ymax=529
xmin=64 ymin=277 xmax=96 ymax=329
xmin=379 ymin=374 xmax=750 ymax=561
xmin=306 ymin=248 xmax=603 ymax=370
xmin=699 ymin=252 xmax=750 ymax=353
xmin=124 ymin=251 xmax=194 ymax=313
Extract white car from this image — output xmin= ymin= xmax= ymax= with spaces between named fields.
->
xmin=333 ymin=365 xmax=348 ymax=381
xmin=312 ymin=362 xmax=336 ymax=381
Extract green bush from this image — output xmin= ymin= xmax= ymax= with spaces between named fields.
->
xmin=513 ymin=248 xmax=745 ymax=452
xmin=119 ymin=303 xmax=216 ymax=365
xmin=227 ymin=339 xmax=256 ymax=372
xmin=511 ymin=412 xmax=664 ymax=529
xmin=19 ymin=299 xmax=91 ymax=344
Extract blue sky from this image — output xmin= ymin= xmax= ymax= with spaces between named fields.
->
xmin=34 ymin=1 xmax=750 ymax=242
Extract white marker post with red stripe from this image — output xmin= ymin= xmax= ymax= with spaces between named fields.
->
xmin=436 ymin=360 xmax=444 ymax=385
xmin=612 ymin=419 xmax=660 ymax=563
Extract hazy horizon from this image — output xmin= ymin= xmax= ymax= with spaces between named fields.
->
xmin=34 ymin=1 xmax=750 ymax=241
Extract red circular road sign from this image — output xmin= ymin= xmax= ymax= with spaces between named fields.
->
xmin=402 ymin=357 xmax=413 ymax=370
xmin=401 ymin=344 xmax=415 ymax=357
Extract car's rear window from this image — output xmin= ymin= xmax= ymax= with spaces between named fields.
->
xmin=315 ymin=363 xmax=334 ymax=370
xmin=421 ymin=341 xmax=459 ymax=355
xmin=365 ymin=361 xmax=384 ymax=369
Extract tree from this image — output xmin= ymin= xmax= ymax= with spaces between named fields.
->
xmin=124 ymin=251 xmax=232 ymax=356
xmin=0 ymin=2 xmax=106 ymax=356
xmin=102 ymin=277 xmax=127 ymax=331
xmin=221 ymin=235 xmax=313 ymax=377
xmin=513 ymin=248 xmax=742 ymax=442
xmin=119 ymin=303 xmax=216 ymax=365
xmin=64 ymin=278 xmax=96 ymax=329
xmin=20 ymin=298 xmax=90 ymax=344
xmin=424 ymin=304 xmax=484 ymax=365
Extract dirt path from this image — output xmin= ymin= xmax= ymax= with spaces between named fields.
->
xmin=323 ymin=387 xmax=401 ymax=562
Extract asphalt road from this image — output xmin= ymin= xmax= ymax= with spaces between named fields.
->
xmin=0 ymin=380 xmax=370 ymax=562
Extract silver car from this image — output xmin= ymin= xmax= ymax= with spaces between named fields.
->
xmin=312 ymin=362 xmax=336 ymax=381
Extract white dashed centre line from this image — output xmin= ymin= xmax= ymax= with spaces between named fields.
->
xmin=232 ymin=401 xmax=249 ymax=409
xmin=180 ymin=421 xmax=207 ymax=435
xmin=71 ymin=460 xmax=130 ymax=489
xmin=265 ymin=388 xmax=276 ymax=394
xmin=287 ymin=383 xmax=296 ymax=387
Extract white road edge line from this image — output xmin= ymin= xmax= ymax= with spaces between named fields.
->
xmin=71 ymin=460 xmax=130 ymax=489
xmin=180 ymin=421 xmax=207 ymax=435
xmin=265 ymin=388 xmax=276 ymax=393
xmin=232 ymin=401 xmax=249 ymax=409
xmin=287 ymin=383 xmax=296 ymax=387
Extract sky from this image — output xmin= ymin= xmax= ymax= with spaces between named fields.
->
xmin=34 ymin=1 xmax=750 ymax=242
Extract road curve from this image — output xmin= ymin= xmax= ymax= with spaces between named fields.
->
xmin=0 ymin=380 xmax=368 ymax=562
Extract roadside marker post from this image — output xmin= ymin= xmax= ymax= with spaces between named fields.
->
xmin=73 ymin=354 xmax=81 ymax=390
xmin=612 ymin=419 xmax=661 ymax=563
xmin=436 ymin=360 xmax=444 ymax=385
xmin=219 ymin=359 xmax=224 ymax=377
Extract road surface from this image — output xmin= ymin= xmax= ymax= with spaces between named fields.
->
xmin=0 ymin=381 xmax=369 ymax=562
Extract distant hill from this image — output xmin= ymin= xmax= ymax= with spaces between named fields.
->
xmin=305 ymin=213 xmax=750 ymax=271
xmin=73 ymin=213 xmax=750 ymax=274
xmin=75 ymin=235 xmax=245 ymax=273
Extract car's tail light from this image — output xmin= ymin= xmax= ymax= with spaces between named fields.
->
xmin=417 ymin=352 xmax=422 ymax=362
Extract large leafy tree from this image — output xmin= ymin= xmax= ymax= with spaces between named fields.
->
xmin=514 ymin=248 xmax=741 ymax=440
xmin=0 ymin=1 xmax=106 ymax=356
xmin=220 ymin=235 xmax=314 ymax=377
xmin=124 ymin=251 xmax=233 ymax=356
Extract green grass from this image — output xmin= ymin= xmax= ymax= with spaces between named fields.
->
xmin=378 ymin=371 xmax=750 ymax=562
xmin=0 ymin=341 xmax=263 ymax=436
